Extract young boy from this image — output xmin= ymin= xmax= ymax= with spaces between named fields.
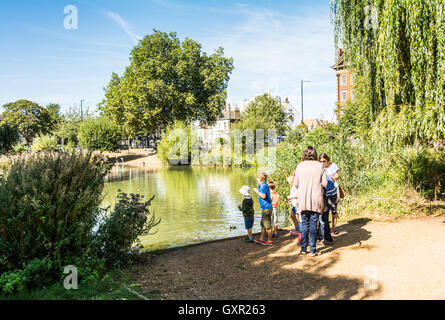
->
xmin=238 ymin=185 xmax=255 ymax=243
xmin=268 ymin=181 xmax=280 ymax=238
xmin=253 ymin=173 xmax=273 ymax=246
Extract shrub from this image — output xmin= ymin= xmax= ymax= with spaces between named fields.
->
xmin=94 ymin=192 xmax=161 ymax=268
xmin=78 ymin=117 xmax=122 ymax=152
xmin=13 ymin=143 xmax=28 ymax=153
xmin=31 ymin=134 xmax=59 ymax=152
xmin=0 ymin=123 xmax=20 ymax=154
xmin=0 ymin=151 xmax=110 ymax=281
xmin=394 ymin=147 xmax=445 ymax=200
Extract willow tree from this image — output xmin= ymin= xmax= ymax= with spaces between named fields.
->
xmin=100 ymin=30 xmax=234 ymax=138
xmin=331 ymin=0 xmax=445 ymax=145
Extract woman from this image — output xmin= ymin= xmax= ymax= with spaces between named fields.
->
xmin=319 ymin=153 xmax=340 ymax=235
xmin=293 ymin=146 xmax=327 ymax=256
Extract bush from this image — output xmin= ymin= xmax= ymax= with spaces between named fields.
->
xmin=13 ymin=143 xmax=28 ymax=153
xmin=78 ymin=117 xmax=122 ymax=152
xmin=31 ymin=134 xmax=58 ymax=152
xmin=94 ymin=192 xmax=160 ymax=268
xmin=394 ymin=147 xmax=445 ymax=200
xmin=0 ymin=123 xmax=20 ymax=154
xmin=0 ymin=151 xmax=110 ymax=286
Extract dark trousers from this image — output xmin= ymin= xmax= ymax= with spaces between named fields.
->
xmin=318 ymin=212 xmax=333 ymax=242
xmin=301 ymin=211 xmax=319 ymax=254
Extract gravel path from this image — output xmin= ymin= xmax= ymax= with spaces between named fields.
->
xmin=131 ymin=216 xmax=445 ymax=300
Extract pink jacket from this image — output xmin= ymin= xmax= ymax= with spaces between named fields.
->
xmin=293 ymin=160 xmax=327 ymax=214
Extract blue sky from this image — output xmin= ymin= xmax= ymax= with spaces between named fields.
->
xmin=0 ymin=0 xmax=338 ymax=120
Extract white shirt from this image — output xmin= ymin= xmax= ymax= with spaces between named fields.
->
xmin=326 ymin=163 xmax=339 ymax=188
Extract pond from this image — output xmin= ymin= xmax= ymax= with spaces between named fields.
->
xmin=102 ymin=165 xmax=290 ymax=251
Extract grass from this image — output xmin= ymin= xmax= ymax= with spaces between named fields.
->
xmin=338 ymin=183 xmax=445 ymax=221
xmin=0 ymin=270 xmax=156 ymax=300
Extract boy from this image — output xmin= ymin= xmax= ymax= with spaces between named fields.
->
xmin=253 ymin=173 xmax=273 ymax=246
xmin=237 ymin=185 xmax=255 ymax=243
xmin=268 ymin=181 xmax=280 ymax=238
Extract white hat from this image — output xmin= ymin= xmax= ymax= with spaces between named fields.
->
xmin=239 ymin=185 xmax=251 ymax=197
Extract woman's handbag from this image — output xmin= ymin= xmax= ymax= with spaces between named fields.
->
xmin=338 ymin=185 xmax=345 ymax=199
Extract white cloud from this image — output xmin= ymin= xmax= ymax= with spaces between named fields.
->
xmin=104 ymin=10 xmax=142 ymax=45
xmin=203 ymin=6 xmax=337 ymax=120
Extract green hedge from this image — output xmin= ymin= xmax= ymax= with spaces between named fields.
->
xmin=78 ymin=117 xmax=122 ymax=152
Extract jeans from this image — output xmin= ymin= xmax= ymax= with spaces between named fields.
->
xmin=318 ymin=212 xmax=333 ymax=242
xmin=301 ymin=211 xmax=319 ymax=254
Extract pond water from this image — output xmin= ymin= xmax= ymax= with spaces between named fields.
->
xmin=102 ymin=165 xmax=290 ymax=251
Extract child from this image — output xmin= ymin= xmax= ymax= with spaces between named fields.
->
xmin=319 ymin=153 xmax=339 ymax=237
xmin=253 ymin=173 xmax=273 ymax=246
xmin=237 ymin=186 xmax=255 ymax=243
xmin=287 ymin=173 xmax=302 ymax=245
xmin=268 ymin=181 xmax=280 ymax=238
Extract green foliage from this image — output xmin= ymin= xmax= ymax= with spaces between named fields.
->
xmin=31 ymin=135 xmax=59 ymax=152
xmin=78 ymin=117 xmax=122 ymax=152
xmin=94 ymin=192 xmax=160 ymax=268
xmin=232 ymin=93 xmax=289 ymax=136
xmin=372 ymin=104 xmax=445 ymax=148
xmin=54 ymin=106 xmax=87 ymax=145
xmin=101 ymin=30 xmax=234 ymax=137
xmin=157 ymin=121 xmax=193 ymax=165
xmin=1 ymin=100 xmax=61 ymax=143
xmin=0 ymin=123 xmax=20 ymax=154
xmin=12 ymin=143 xmax=28 ymax=153
xmin=392 ymin=147 xmax=445 ymax=200
xmin=331 ymin=0 xmax=445 ymax=144
xmin=0 ymin=152 xmax=110 ymax=283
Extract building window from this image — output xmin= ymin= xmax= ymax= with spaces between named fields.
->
xmin=341 ymin=90 xmax=348 ymax=102
xmin=341 ymin=75 xmax=347 ymax=86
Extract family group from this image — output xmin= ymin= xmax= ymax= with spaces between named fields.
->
xmin=237 ymin=146 xmax=341 ymax=256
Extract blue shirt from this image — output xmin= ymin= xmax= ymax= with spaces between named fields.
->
xmin=258 ymin=182 xmax=272 ymax=210
xmin=325 ymin=174 xmax=337 ymax=196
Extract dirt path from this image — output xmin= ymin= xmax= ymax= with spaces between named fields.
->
xmin=129 ymin=216 xmax=445 ymax=300
xmin=103 ymin=149 xmax=163 ymax=170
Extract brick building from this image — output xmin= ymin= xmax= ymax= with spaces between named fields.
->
xmin=331 ymin=48 xmax=354 ymax=118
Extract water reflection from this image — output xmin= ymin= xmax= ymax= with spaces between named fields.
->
xmin=102 ymin=166 xmax=289 ymax=251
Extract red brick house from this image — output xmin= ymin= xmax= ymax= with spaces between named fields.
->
xmin=331 ymin=48 xmax=354 ymax=118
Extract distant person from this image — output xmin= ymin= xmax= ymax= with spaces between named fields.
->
xmin=319 ymin=153 xmax=340 ymax=235
xmin=293 ymin=146 xmax=328 ymax=256
xmin=253 ymin=173 xmax=273 ymax=246
xmin=268 ymin=181 xmax=280 ymax=238
xmin=238 ymin=186 xmax=255 ymax=243
xmin=287 ymin=173 xmax=302 ymax=245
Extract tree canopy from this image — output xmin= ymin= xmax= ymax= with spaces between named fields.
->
xmin=100 ymin=30 xmax=234 ymax=137
xmin=331 ymin=0 xmax=445 ymax=145
xmin=1 ymin=100 xmax=61 ymax=144
xmin=232 ymin=93 xmax=288 ymax=136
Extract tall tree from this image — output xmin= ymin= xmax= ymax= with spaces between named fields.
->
xmin=2 ymin=100 xmax=44 ymax=144
xmin=233 ymin=93 xmax=289 ymax=136
xmin=100 ymin=30 xmax=234 ymax=138
xmin=1 ymin=100 xmax=62 ymax=144
xmin=331 ymin=0 xmax=445 ymax=144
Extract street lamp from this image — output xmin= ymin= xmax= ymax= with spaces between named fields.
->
xmin=80 ymin=100 xmax=84 ymax=119
xmin=300 ymin=80 xmax=311 ymax=124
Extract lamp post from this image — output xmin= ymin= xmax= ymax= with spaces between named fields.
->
xmin=300 ymin=80 xmax=311 ymax=124
xmin=80 ymin=100 xmax=84 ymax=119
